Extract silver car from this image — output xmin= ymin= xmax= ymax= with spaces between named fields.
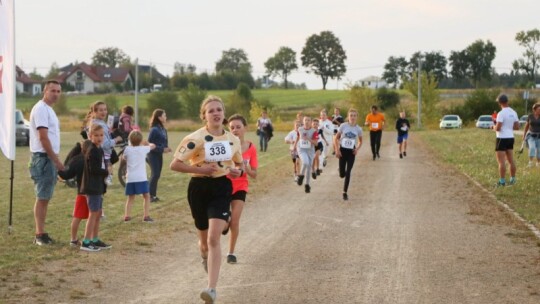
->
xmin=475 ymin=115 xmax=494 ymax=129
xmin=15 ymin=109 xmax=30 ymax=146
xmin=439 ymin=115 xmax=463 ymax=129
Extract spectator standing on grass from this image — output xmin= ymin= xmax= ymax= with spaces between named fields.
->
xmin=147 ymin=109 xmax=172 ymax=202
xmin=123 ymin=130 xmax=156 ymax=222
xmin=334 ymin=108 xmax=363 ymax=201
xmin=256 ymin=110 xmax=272 ymax=152
xmin=365 ymin=105 xmax=385 ymax=161
xmin=522 ymin=103 xmax=540 ymax=167
xmin=226 ymin=114 xmax=258 ymax=265
xmin=493 ymin=94 xmax=519 ymax=187
xmin=80 ymin=124 xmax=113 ymax=252
xmin=29 ymin=80 xmax=65 ymax=245
xmin=57 ymin=140 xmax=93 ymax=247
xmin=118 ymin=105 xmax=135 ymax=139
xmin=170 ymin=96 xmax=243 ymax=303
xmin=395 ymin=111 xmax=411 ymax=159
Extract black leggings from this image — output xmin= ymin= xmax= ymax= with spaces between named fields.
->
xmin=370 ymin=130 xmax=382 ymax=156
xmin=339 ymin=147 xmax=356 ymax=193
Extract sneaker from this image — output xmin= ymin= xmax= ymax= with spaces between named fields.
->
xmin=508 ymin=177 xmax=516 ymax=185
xmin=496 ymin=181 xmax=506 ymax=187
xmin=93 ymin=239 xmax=112 ymax=250
xmin=323 ymin=159 xmax=327 ymax=167
xmin=150 ymin=196 xmax=160 ymax=203
xmin=80 ymin=241 xmax=100 ymax=252
xmin=311 ymin=172 xmax=317 ymax=180
xmin=227 ymin=254 xmax=237 ymax=264
xmin=105 ymin=175 xmax=113 ymax=186
xmin=305 ymin=184 xmax=311 ymax=193
xmin=200 ymin=288 xmax=216 ymax=304
xmin=34 ymin=233 xmax=53 ymax=246
xmin=317 ymin=169 xmax=322 ymax=175
xmin=143 ymin=216 xmax=154 ymax=223
xmin=399 ymin=153 xmax=403 ymax=159
xmin=297 ymin=175 xmax=304 ymax=186
xmin=343 ymin=193 xmax=348 ymax=200
xmin=403 ymin=151 xmax=407 ymax=157
xmin=70 ymin=239 xmax=80 ymax=247
xmin=202 ymin=258 xmax=208 ymax=273
xmin=124 ymin=216 xmax=132 ymax=222
xmin=294 ymin=175 xmax=299 ymax=183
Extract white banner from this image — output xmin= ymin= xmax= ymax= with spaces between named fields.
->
xmin=0 ymin=0 xmax=16 ymax=160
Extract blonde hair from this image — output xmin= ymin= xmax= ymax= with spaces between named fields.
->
xmin=348 ymin=108 xmax=358 ymax=115
xmin=88 ymin=123 xmax=104 ymax=135
xmin=128 ymin=130 xmax=143 ymax=146
xmin=199 ymin=95 xmax=227 ymax=124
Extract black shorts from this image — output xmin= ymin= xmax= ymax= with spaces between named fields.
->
xmin=187 ymin=176 xmax=232 ymax=230
xmin=231 ymin=190 xmax=247 ymax=202
xmin=495 ymin=138 xmax=515 ymax=151
xmin=315 ymin=142 xmax=324 ymax=152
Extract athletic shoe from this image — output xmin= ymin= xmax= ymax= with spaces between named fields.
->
xmin=294 ymin=175 xmax=299 ymax=183
xmin=93 ymin=239 xmax=112 ymax=250
xmin=202 ymin=258 xmax=208 ymax=273
xmin=343 ymin=193 xmax=348 ymax=201
xmin=105 ymin=175 xmax=113 ymax=186
xmin=143 ymin=216 xmax=154 ymax=223
xmin=227 ymin=254 xmax=237 ymax=264
xmin=317 ymin=169 xmax=322 ymax=175
xmin=400 ymin=153 xmax=403 ymax=159
xmin=34 ymin=233 xmax=53 ymax=246
xmin=200 ymin=288 xmax=216 ymax=304
xmin=508 ymin=177 xmax=516 ymax=186
xmin=323 ymin=159 xmax=327 ymax=167
xmin=403 ymin=151 xmax=407 ymax=157
xmin=124 ymin=216 xmax=132 ymax=222
xmin=496 ymin=181 xmax=506 ymax=187
xmin=297 ymin=175 xmax=304 ymax=186
xmin=80 ymin=241 xmax=100 ymax=252
xmin=311 ymin=172 xmax=317 ymax=180
xmin=70 ymin=239 xmax=80 ymax=247
xmin=151 ymin=196 xmax=160 ymax=203
xmin=305 ymin=184 xmax=311 ymax=193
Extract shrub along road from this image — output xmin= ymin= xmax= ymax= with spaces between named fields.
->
xmin=7 ymin=132 xmax=540 ymax=303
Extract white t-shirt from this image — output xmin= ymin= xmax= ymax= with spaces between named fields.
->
xmin=319 ymin=118 xmax=335 ymax=138
xmin=285 ymin=130 xmax=298 ymax=151
xmin=496 ymin=107 xmax=519 ymax=139
xmin=29 ymin=100 xmax=60 ymax=154
xmin=123 ymin=146 xmax=151 ymax=183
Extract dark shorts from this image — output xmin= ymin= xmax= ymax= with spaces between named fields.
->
xmin=86 ymin=195 xmax=103 ymax=212
xmin=188 ymin=176 xmax=232 ymax=231
xmin=29 ymin=153 xmax=58 ymax=200
xmin=397 ymin=133 xmax=409 ymax=144
xmin=231 ymin=190 xmax=247 ymax=202
xmin=125 ymin=181 xmax=149 ymax=195
xmin=73 ymin=194 xmax=89 ymax=219
xmin=495 ymin=138 xmax=514 ymax=151
xmin=315 ymin=142 xmax=324 ymax=152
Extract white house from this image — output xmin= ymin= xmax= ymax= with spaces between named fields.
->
xmin=357 ymin=76 xmax=388 ymax=89
xmin=15 ymin=66 xmax=42 ymax=95
xmin=57 ymin=62 xmax=134 ymax=93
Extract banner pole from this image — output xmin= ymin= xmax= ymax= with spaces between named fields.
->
xmin=8 ymin=160 xmax=13 ymax=234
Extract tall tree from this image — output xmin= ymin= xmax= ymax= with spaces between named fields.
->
xmin=215 ymin=48 xmax=252 ymax=73
xmin=301 ymin=31 xmax=347 ymax=90
xmin=512 ymin=28 xmax=540 ymax=85
xmin=449 ymin=40 xmax=496 ymax=88
xmin=382 ymin=56 xmax=408 ymax=88
xmin=91 ymin=47 xmax=131 ymax=68
xmin=264 ymin=47 xmax=298 ymax=89
xmin=408 ymin=51 xmax=447 ymax=83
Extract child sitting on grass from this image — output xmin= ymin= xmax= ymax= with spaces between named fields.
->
xmin=123 ymin=130 xmax=156 ymax=222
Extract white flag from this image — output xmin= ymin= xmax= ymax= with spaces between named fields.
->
xmin=0 ymin=0 xmax=16 ymax=160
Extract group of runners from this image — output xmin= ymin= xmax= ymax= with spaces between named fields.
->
xmin=285 ymin=106 xmax=411 ymax=200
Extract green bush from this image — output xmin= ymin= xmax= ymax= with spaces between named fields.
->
xmin=180 ymin=84 xmax=207 ymax=118
xmin=376 ymin=87 xmax=400 ymax=110
xmin=147 ymin=91 xmax=182 ymax=119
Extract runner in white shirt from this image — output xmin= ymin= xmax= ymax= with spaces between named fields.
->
xmin=319 ymin=109 xmax=335 ymax=166
xmin=285 ymin=120 xmax=302 ymax=182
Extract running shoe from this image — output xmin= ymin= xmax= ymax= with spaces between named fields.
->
xmin=508 ymin=177 xmax=516 ymax=185
xmin=151 ymin=196 xmax=160 ymax=203
xmin=399 ymin=153 xmax=403 ymax=159
xmin=343 ymin=193 xmax=348 ymax=201
xmin=317 ymin=169 xmax=322 ymax=175
xmin=297 ymin=175 xmax=304 ymax=186
xmin=294 ymin=175 xmax=299 ymax=183
xmin=403 ymin=151 xmax=407 ymax=157
xmin=200 ymin=288 xmax=216 ymax=304
xmin=80 ymin=241 xmax=100 ymax=252
xmin=70 ymin=239 xmax=80 ymax=247
xmin=143 ymin=216 xmax=154 ymax=223
xmin=105 ymin=175 xmax=113 ymax=186
xmin=227 ymin=254 xmax=237 ymax=264
xmin=496 ymin=181 xmax=506 ymax=187
xmin=34 ymin=233 xmax=53 ymax=246
xmin=305 ymin=184 xmax=311 ymax=193
xmin=93 ymin=239 xmax=112 ymax=250
xmin=323 ymin=159 xmax=327 ymax=167
xmin=311 ymin=172 xmax=317 ymax=180
xmin=124 ymin=216 xmax=132 ymax=222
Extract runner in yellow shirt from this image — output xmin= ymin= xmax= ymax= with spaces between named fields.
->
xmin=365 ymin=105 xmax=385 ymax=161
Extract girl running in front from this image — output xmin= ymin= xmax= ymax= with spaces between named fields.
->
xmin=294 ymin=116 xmax=318 ymax=193
xmin=334 ymin=108 xmax=363 ymax=201
xmin=226 ymin=114 xmax=258 ymax=265
xmin=170 ymin=96 xmax=243 ymax=304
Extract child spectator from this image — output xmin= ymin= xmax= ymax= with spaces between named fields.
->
xmin=118 ymin=105 xmax=135 ymax=140
xmin=80 ymin=124 xmax=112 ymax=252
xmin=123 ymin=130 xmax=156 ymax=222
xmin=58 ymin=140 xmax=93 ymax=246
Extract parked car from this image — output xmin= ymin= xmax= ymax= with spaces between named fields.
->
xmin=439 ymin=115 xmax=462 ymax=129
xmin=475 ymin=115 xmax=494 ymax=129
xmin=15 ymin=109 xmax=30 ymax=146
xmin=519 ymin=115 xmax=528 ymax=129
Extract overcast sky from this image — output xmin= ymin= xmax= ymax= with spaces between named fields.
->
xmin=13 ymin=0 xmax=540 ymax=89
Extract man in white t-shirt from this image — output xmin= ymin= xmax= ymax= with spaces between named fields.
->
xmin=29 ymin=80 xmax=65 ymax=245
xmin=493 ymin=94 xmax=519 ymax=187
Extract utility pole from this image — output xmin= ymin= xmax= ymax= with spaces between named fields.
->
xmin=417 ymin=59 xmax=422 ymax=128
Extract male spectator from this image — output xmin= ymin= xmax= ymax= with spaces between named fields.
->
xmin=29 ymin=80 xmax=65 ymax=245
xmin=493 ymin=94 xmax=519 ymax=187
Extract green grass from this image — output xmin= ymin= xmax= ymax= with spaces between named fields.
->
xmin=418 ymin=128 xmax=540 ymax=226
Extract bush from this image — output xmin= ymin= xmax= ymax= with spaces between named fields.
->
xmin=375 ymin=87 xmax=400 ymax=110
xmin=147 ymin=91 xmax=182 ymax=119
xmin=180 ymin=84 xmax=207 ymax=118
xmin=103 ymin=94 xmax=119 ymax=114
xmin=451 ymin=89 xmax=500 ymax=122
xmin=53 ymin=94 xmax=70 ymax=115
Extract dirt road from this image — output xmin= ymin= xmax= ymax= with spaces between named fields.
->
xmin=12 ymin=133 xmax=540 ymax=303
